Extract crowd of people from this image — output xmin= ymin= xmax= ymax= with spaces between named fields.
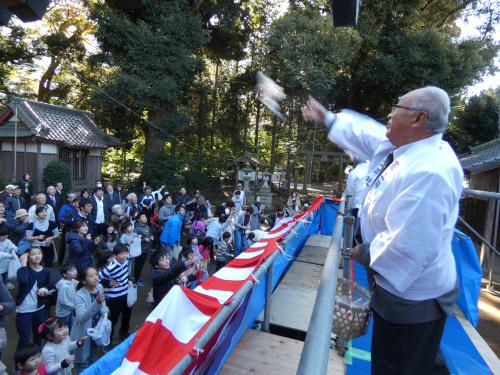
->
xmin=0 ymin=176 xmax=307 ymax=374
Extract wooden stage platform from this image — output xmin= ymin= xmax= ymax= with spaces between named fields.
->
xmin=222 ymin=234 xmax=345 ymax=374
xmin=220 ymin=329 xmax=344 ymax=375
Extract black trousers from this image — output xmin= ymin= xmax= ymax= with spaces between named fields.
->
xmin=133 ymin=252 xmax=148 ymax=281
xmin=41 ymin=245 xmax=54 ymax=268
xmin=371 ymin=311 xmax=446 ymax=375
xmin=107 ymin=295 xmax=132 ymax=339
xmin=58 ymin=225 xmax=70 ymax=265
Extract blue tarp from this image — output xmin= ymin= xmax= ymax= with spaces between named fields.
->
xmin=451 ymin=229 xmax=482 ymax=326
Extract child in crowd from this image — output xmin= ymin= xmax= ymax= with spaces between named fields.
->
xmin=55 ymin=264 xmax=78 ymax=329
xmin=17 ymin=247 xmax=53 ymax=346
xmin=206 ymin=214 xmax=225 ymax=246
xmin=150 ymin=251 xmax=187 ymax=308
xmin=66 ymin=221 xmax=99 ymax=274
xmin=178 ymin=248 xmax=198 ymax=289
xmin=134 ymin=213 xmax=153 ymax=287
xmin=216 ymin=232 xmax=234 ymax=271
xmin=100 ymin=225 xmax=118 ymax=252
xmin=98 ymin=245 xmax=131 ymax=342
xmin=198 ymin=237 xmax=213 ymax=281
xmin=15 ymin=343 xmax=47 ymax=375
xmin=71 ymin=267 xmax=108 ymax=370
xmin=119 ymin=221 xmax=139 ymax=276
xmin=189 ymin=214 xmax=206 ymax=242
xmin=39 ymin=317 xmax=87 ymax=375
xmin=245 ymin=231 xmax=256 ymax=249
xmin=0 ymin=224 xmax=16 ymax=284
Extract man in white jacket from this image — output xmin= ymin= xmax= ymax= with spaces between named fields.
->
xmin=303 ymin=86 xmax=462 ymax=375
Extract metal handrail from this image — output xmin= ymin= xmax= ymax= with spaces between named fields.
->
xmin=462 ymin=188 xmax=500 ymax=200
xmin=169 ymin=249 xmax=281 ymax=374
xmin=458 ymin=217 xmax=500 ymax=257
xmin=460 ymin=187 xmax=499 ymax=292
xmin=297 ymin=197 xmax=345 ymax=374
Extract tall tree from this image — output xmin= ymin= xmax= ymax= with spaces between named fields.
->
xmin=89 ymin=0 xmax=207 ymax=159
xmin=36 ymin=1 xmax=94 ymax=103
xmin=446 ymin=90 xmax=499 ymax=153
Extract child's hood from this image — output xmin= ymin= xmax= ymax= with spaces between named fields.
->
xmin=56 ymin=278 xmax=77 ymax=290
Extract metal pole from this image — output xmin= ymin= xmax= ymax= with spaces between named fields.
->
xmin=488 ymin=189 xmax=500 ymax=292
xmin=342 ymin=216 xmax=355 ymax=285
xmin=462 ymin=188 xmax=500 ymax=200
xmin=263 ymin=264 xmax=273 ymax=332
xmin=337 ymin=215 xmax=355 ymax=355
xmin=12 ymin=106 xmax=18 ymax=182
xmin=169 ymin=250 xmax=281 ymax=375
xmin=458 ymin=216 xmax=500 ymax=257
xmin=297 ymin=198 xmax=345 ymax=375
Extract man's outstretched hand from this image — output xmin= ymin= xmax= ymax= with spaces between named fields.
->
xmin=302 ymin=96 xmax=328 ymax=125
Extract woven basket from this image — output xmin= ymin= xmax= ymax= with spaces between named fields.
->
xmin=332 ymin=277 xmax=371 ymax=340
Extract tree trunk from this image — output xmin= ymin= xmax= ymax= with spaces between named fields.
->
xmin=243 ymin=94 xmax=252 ymax=153
xmin=144 ymin=107 xmax=168 ymax=160
xmin=254 ymin=101 xmax=261 ymax=154
xmin=270 ymin=116 xmax=279 ymax=172
xmin=37 ymin=56 xmax=61 ymax=103
xmin=210 ymin=60 xmax=220 ymax=150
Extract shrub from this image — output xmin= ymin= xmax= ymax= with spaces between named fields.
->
xmin=42 ymin=159 xmax=72 ymax=193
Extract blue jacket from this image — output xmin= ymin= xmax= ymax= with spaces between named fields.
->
xmin=160 ymin=213 xmax=183 ymax=248
xmin=57 ymin=203 xmax=78 ymax=226
xmin=67 ymin=231 xmax=96 ymax=272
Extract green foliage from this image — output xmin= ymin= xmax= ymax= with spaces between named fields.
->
xmin=42 ymin=160 xmax=72 ymax=193
xmin=445 ymin=90 xmax=499 ymax=153
xmin=140 ymin=153 xmax=181 ymax=193
xmin=88 ymin=0 xmax=208 ymax=156
xmin=182 ymin=170 xmax=218 ymax=191
xmin=0 ymin=25 xmax=37 ymax=105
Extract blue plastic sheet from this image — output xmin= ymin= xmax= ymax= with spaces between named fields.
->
xmin=451 ymin=229 xmax=482 ymax=326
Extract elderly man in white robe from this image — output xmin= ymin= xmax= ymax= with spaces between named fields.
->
xmin=303 ymin=86 xmax=462 ymax=375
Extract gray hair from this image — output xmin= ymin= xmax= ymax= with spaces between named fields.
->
xmin=413 ymin=86 xmax=450 ymax=134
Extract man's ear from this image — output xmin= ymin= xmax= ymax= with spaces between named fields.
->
xmin=411 ymin=111 xmax=428 ymax=129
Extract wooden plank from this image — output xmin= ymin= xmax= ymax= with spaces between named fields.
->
xmin=453 ymin=307 xmax=500 ymax=374
xmin=303 ymin=234 xmax=332 ymax=248
xmin=220 ymin=330 xmax=345 ymax=375
xmin=297 ymin=245 xmax=329 ymax=265
xmin=258 ymin=283 xmax=317 ymax=332
xmin=297 ymin=234 xmax=331 ymax=265
xmin=281 ymin=261 xmax=323 ymax=290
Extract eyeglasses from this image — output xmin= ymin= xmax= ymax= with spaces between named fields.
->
xmin=392 ymin=104 xmax=423 ymax=113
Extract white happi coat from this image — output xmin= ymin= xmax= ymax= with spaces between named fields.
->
xmin=326 ymin=110 xmax=463 ymax=301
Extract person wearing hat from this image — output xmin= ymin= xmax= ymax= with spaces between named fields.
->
xmin=5 ymin=186 xmax=25 ymax=223
xmin=8 ymin=209 xmax=29 ymax=247
xmin=57 ymin=193 xmax=79 ymax=265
